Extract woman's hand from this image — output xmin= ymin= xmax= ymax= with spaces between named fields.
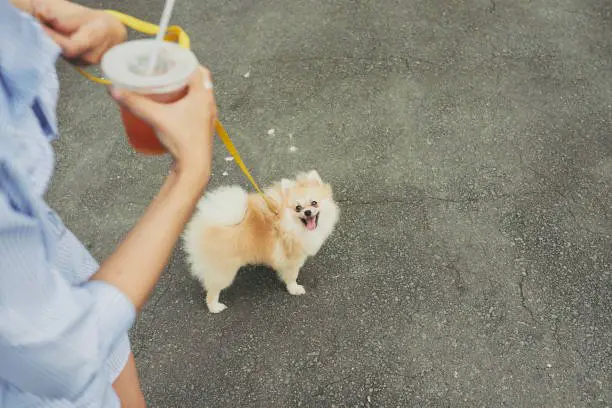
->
xmin=110 ymin=67 xmax=217 ymax=181
xmin=32 ymin=0 xmax=126 ymax=65
xmin=93 ymin=68 xmax=217 ymax=313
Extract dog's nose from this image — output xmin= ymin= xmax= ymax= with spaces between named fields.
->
xmin=304 ymin=210 xmax=312 ymax=217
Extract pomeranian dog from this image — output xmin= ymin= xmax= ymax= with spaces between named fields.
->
xmin=183 ymin=170 xmax=339 ymax=313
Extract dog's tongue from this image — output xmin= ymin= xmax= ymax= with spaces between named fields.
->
xmin=305 ymin=217 xmax=317 ymax=231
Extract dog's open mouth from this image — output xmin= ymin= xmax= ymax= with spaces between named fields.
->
xmin=301 ymin=213 xmax=319 ymax=231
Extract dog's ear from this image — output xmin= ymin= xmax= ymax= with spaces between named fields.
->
xmin=281 ymin=178 xmax=296 ymax=192
xmin=306 ymin=170 xmax=323 ymax=184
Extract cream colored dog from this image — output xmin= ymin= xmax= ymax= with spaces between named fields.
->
xmin=183 ymin=170 xmax=339 ymax=313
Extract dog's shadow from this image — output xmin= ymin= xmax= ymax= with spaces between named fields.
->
xmin=216 ymin=265 xmax=284 ymax=301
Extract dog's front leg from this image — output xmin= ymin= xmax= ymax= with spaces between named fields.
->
xmin=278 ymin=264 xmax=306 ymax=296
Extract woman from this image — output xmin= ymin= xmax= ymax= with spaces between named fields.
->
xmin=0 ymin=0 xmax=217 ymax=406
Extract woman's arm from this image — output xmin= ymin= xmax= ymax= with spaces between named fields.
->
xmin=91 ymin=167 xmax=208 ymax=311
xmin=94 ymin=64 xmax=216 ymax=311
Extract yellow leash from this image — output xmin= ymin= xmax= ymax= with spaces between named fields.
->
xmin=72 ymin=10 xmax=278 ymax=214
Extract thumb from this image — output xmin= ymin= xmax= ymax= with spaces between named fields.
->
xmin=34 ymin=1 xmax=101 ymax=59
xmin=110 ymin=88 xmax=163 ymax=127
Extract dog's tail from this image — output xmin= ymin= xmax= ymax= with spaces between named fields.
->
xmin=183 ymin=186 xmax=248 ymax=257
xmin=182 ymin=186 xmax=248 ymax=271
xmin=193 ymin=185 xmax=249 ymax=226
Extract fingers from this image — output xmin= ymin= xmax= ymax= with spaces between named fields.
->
xmin=61 ymin=24 xmax=98 ymax=60
xmin=186 ymin=67 xmax=214 ymax=94
xmin=183 ymin=67 xmax=216 ymax=132
xmin=110 ymin=65 xmax=217 ymax=137
xmin=40 ymin=26 xmax=94 ymax=65
xmin=34 ymin=1 xmax=120 ymax=65
xmin=110 ymin=88 xmax=163 ymax=128
xmin=35 ymin=4 xmax=94 ymax=61
xmin=198 ymin=68 xmax=217 ymax=133
xmin=200 ymin=68 xmax=214 ymax=91
xmin=59 ymin=21 xmax=108 ymax=62
xmin=209 ymin=99 xmax=218 ymax=134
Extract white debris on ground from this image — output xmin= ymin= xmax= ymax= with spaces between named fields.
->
xmin=243 ymin=71 xmax=250 ymax=78
xmin=288 ymin=133 xmax=294 ymax=140
xmin=225 ymin=156 xmax=234 ymax=161
xmin=289 ymin=146 xmax=298 ymax=153
xmin=267 ymin=128 xmax=275 ymax=135
xmin=222 ymin=171 xmax=229 ymax=176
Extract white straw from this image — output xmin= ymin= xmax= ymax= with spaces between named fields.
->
xmin=146 ymin=0 xmax=177 ymax=75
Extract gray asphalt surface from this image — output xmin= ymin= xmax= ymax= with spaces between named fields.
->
xmin=48 ymin=0 xmax=611 ymax=406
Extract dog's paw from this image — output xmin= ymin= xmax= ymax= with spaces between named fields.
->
xmin=287 ymin=282 xmax=306 ymax=296
xmin=207 ymin=302 xmax=228 ymax=313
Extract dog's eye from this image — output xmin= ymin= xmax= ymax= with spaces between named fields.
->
xmin=311 ymin=201 xmax=318 ymax=207
xmin=295 ymin=205 xmax=303 ymax=212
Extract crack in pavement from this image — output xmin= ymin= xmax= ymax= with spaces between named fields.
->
xmin=518 ymin=273 xmax=536 ymax=323
xmin=552 ymin=318 xmax=563 ymax=350
xmin=444 ymin=257 xmax=467 ymax=297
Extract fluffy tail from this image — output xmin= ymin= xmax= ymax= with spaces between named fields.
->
xmin=183 ymin=186 xmax=248 ymax=263
xmin=193 ymin=185 xmax=249 ymax=226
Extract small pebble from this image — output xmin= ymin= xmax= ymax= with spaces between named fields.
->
xmin=268 ymin=128 xmax=275 ymax=135
xmin=243 ymin=71 xmax=251 ymax=78
xmin=225 ymin=157 xmax=234 ymax=161
xmin=289 ymin=146 xmax=298 ymax=153
xmin=222 ymin=171 xmax=229 ymax=176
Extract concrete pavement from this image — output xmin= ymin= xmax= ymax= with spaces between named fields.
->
xmin=48 ymin=0 xmax=611 ymax=406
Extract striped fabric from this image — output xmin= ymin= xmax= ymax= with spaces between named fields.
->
xmin=0 ymin=1 xmax=135 ymax=407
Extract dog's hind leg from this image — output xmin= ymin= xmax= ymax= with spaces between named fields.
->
xmin=204 ymin=267 xmax=239 ymax=313
xmin=192 ymin=262 xmax=239 ymax=313
xmin=206 ymin=289 xmax=228 ymax=313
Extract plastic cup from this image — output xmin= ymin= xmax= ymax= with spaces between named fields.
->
xmin=101 ymin=39 xmax=198 ymax=155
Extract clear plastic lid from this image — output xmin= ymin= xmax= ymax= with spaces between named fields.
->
xmin=101 ymin=39 xmax=198 ymax=94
